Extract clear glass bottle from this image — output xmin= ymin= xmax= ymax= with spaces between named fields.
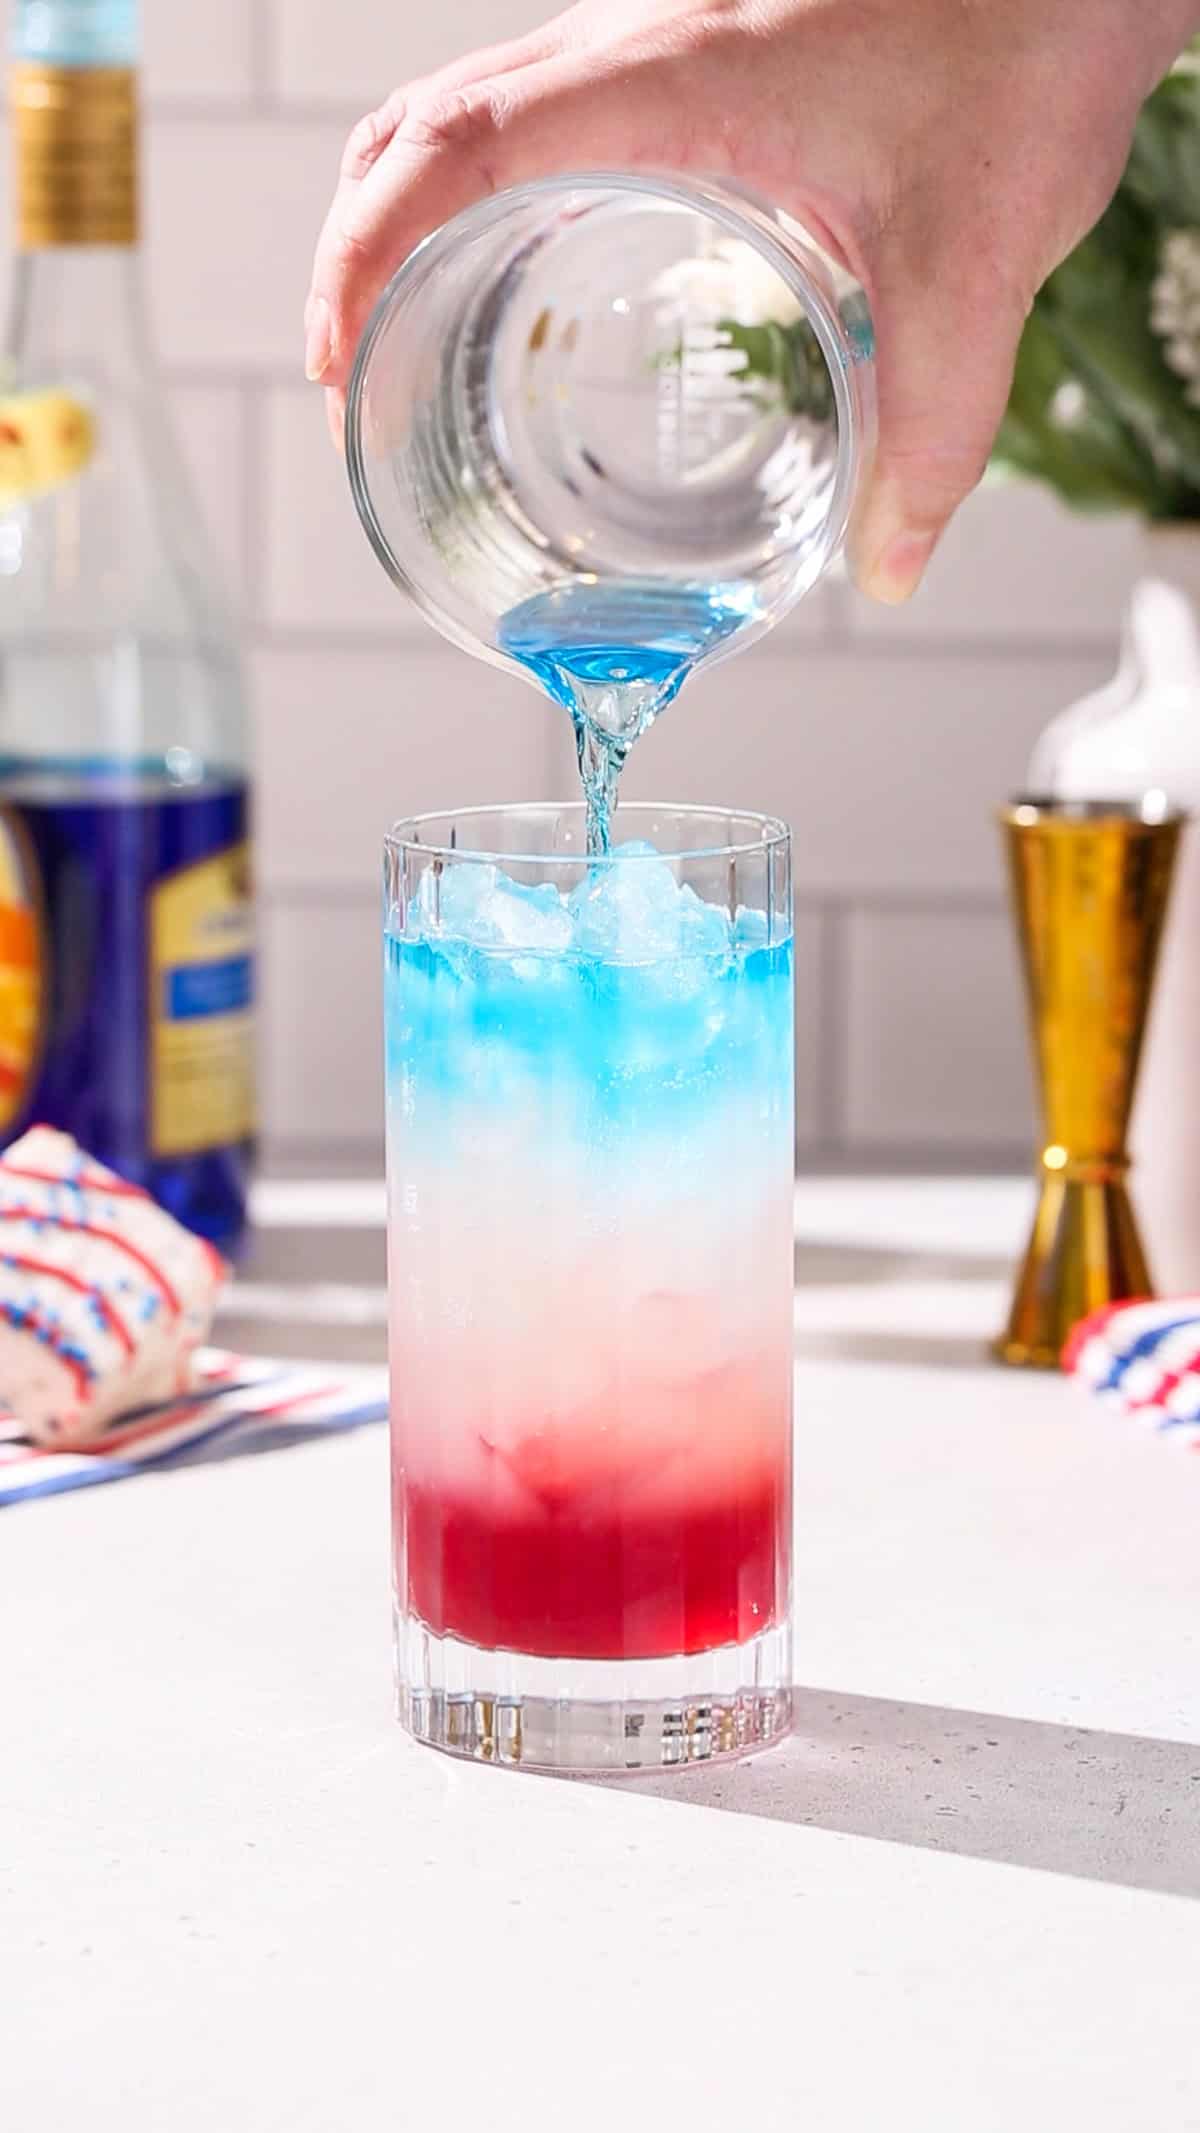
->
xmin=0 ymin=0 xmax=254 ymax=1249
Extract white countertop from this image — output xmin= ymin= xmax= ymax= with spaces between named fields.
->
xmin=3 ymin=1178 xmax=1198 ymax=2131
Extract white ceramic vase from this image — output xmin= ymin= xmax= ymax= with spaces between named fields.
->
xmin=1030 ymin=526 xmax=1200 ymax=1292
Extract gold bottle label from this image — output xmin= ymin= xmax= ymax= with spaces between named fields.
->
xmin=149 ymin=842 xmax=256 ymax=1157
xmin=11 ymin=63 xmax=138 ymax=248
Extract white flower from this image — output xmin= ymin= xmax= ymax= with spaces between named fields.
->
xmin=652 ymin=238 xmax=803 ymax=332
xmin=1150 ymin=228 xmax=1200 ymax=407
xmin=1051 ymin=380 xmax=1088 ymax=429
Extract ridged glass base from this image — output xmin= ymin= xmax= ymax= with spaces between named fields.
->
xmin=395 ymin=1615 xmax=792 ymax=1774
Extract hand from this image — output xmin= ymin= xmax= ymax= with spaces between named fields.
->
xmin=304 ymin=0 xmax=1197 ymax=601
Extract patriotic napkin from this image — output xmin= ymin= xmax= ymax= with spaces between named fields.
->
xmin=0 ymin=1347 xmax=388 ymax=1504
xmin=1065 ymin=1298 xmax=1200 ymax=1449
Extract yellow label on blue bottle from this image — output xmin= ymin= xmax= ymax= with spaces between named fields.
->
xmin=149 ymin=841 xmax=254 ymax=1157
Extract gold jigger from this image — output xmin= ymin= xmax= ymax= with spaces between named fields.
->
xmin=994 ymin=797 xmax=1184 ymax=1369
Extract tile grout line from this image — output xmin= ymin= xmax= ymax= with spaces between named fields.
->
xmin=828 ymin=889 xmax=1006 ymax=916
xmin=810 ymin=897 xmax=848 ymax=1157
xmin=261 ymin=885 xmax=379 ymax=910
xmin=765 ymin=631 xmax=1116 ymax=664
xmin=233 ymin=615 xmax=1121 ymax=662
xmin=232 ymin=621 xmax=1119 ymax=662
xmin=141 ymin=97 xmax=368 ymax=122
xmin=247 ymin=0 xmax=274 ymax=105
xmin=240 ymin=380 xmax=266 ymax=634
xmin=59 ymin=95 xmax=370 ymax=125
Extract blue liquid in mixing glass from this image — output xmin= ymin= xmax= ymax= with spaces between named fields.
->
xmin=498 ymin=578 xmax=757 ymax=853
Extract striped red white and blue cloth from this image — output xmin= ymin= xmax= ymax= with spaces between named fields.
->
xmin=1065 ymin=1299 xmax=1200 ymax=1449
xmin=0 ymin=1348 xmax=388 ymax=1505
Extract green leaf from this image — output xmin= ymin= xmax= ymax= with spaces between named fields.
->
xmin=994 ymin=310 xmax=1171 ymax=512
xmin=718 ymin=318 xmax=836 ymax=421
xmin=999 ymin=41 xmax=1200 ymax=518
xmin=1003 ymin=191 xmax=1200 ymax=511
xmin=1124 ymin=62 xmax=1200 ymax=223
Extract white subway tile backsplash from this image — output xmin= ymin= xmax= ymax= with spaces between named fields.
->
xmin=842 ymin=907 xmax=1033 ymax=1151
xmin=261 ymin=386 xmax=410 ymax=632
xmin=261 ymin=899 xmax=382 ymax=1148
xmin=270 ymin=0 xmax=555 ymax=106
xmin=252 ymin=645 xmax=572 ymax=891
xmin=145 ymin=118 xmax=341 ymax=370
xmin=620 ymin=646 xmax=1109 ymax=897
xmin=0 ymin=0 xmax=253 ymax=104
xmin=170 ymin=384 xmax=246 ymax=600
xmin=143 ymin=0 xmax=254 ymax=104
xmin=0 ymin=0 xmax=1133 ymax=1168
xmin=848 ymin=482 xmax=1139 ymax=648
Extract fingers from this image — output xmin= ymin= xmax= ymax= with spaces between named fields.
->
xmin=851 ymin=268 xmax=1027 ymax=603
xmin=306 ymin=48 xmax=673 ymax=391
xmin=304 ymin=15 xmax=573 ymax=383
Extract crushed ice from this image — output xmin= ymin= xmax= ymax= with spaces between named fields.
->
xmin=411 ymin=842 xmax=767 ymax=963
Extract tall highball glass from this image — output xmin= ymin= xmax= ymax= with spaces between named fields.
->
xmin=385 ymin=803 xmax=794 ymax=1773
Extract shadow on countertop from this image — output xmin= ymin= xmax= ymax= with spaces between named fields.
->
xmin=607 ymin=1690 xmax=1200 ymax=1900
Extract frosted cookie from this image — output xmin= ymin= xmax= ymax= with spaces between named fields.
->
xmin=0 ymin=1127 xmax=225 ymax=1445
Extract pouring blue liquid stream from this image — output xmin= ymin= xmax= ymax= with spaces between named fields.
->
xmin=498 ymin=577 xmax=759 ymax=854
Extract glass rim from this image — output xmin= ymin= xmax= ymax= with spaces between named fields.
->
xmin=385 ymin=800 xmax=791 ymax=867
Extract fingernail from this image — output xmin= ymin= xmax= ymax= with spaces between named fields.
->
xmin=304 ymin=295 xmax=332 ymax=383
xmin=863 ymin=529 xmax=936 ymax=606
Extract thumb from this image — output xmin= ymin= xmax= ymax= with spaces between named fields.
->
xmin=308 ymin=52 xmax=669 ymax=394
xmin=851 ymin=273 xmax=1026 ymax=605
